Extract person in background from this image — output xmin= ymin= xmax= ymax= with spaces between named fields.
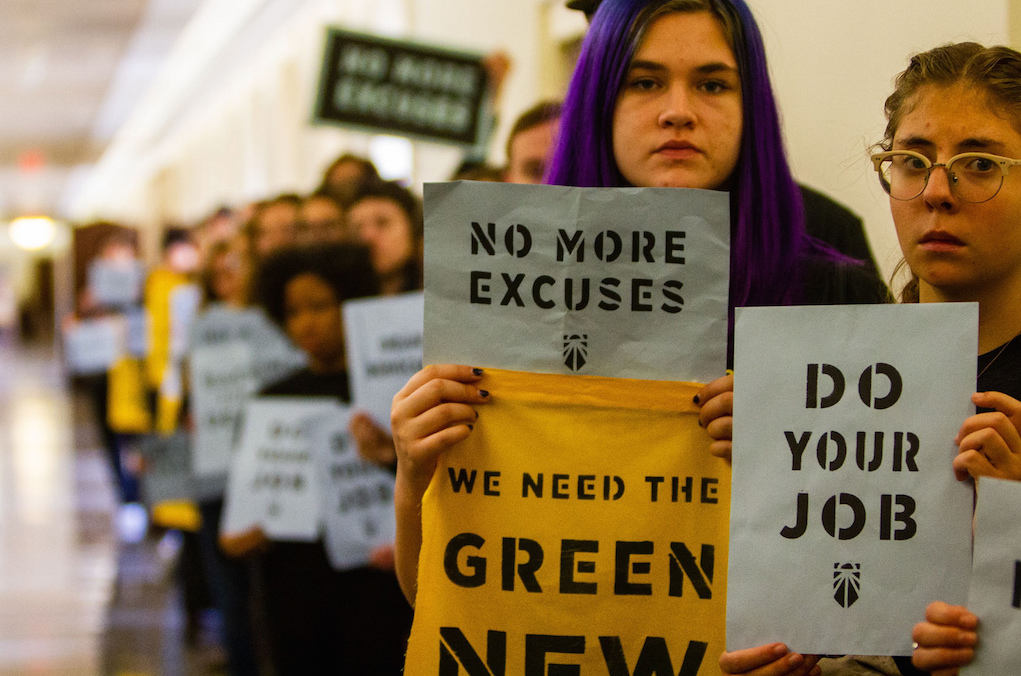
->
xmin=347 ymin=180 xmax=423 ymax=297
xmin=232 ymin=243 xmax=412 ymax=675
xmin=320 ymin=154 xmax=380 ymax=207
xmin=297 ymin=188 xmax=348 ymax=244
xmin=246 ymin=193 xmax=301 ymax=259
xmin=504 ymin=99 xmax=562 ymax=184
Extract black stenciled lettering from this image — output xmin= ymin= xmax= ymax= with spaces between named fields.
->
xmin=557 ymin=230 xmax=585 ymax=262
xmin=781 ymin=493 xmax=809 ymax=539
xmin=524 ymin=634 xmax=585 ymax=676
xmin=631 ymin=231 xmax=655 ymax=262
xmin=578 ymin=475 xmax=596 ymax=500
xmin=668 ymin=543 xmax=714 ymax=599
xmin=600 ymin=636 xmax=707 ymax=676
xmin=859 ymin=363 xmax=903 ymax=410
xmin=552 ymin=474 xmax=570 ymax=499
xmin=598 ymin=278 xmax=622 ymax=311
xmin=661 ymin=280 xmax=683 ymax=313
xmin=501 ymin=537 xmax=543 ymax=592
xmin=880 ymin=494 xmax=917 ymax=541
xmin=484 ymin=471 xmax=501 ymax=496
xmin=615 ymin=541 xmax=654 ymax=596
xmin=438 ymin=627 xmax=506 ymax=676
xmin=448 ymin=468 xmax=477 ymax=493
xmin=631 ymin=279 xmax=653 ymax=312
xmin=504 ymin=224 xmax=532 ymax=258
xmin=786 ymin=431 xmax=811 ymax=470
xmin=522 ymin=473 xmax=543 ymax=498
xmin=822 ymin=493 xmax=866 ymax=540
xmin=445 ymin=533 xmax=486 ymax=587
xmin=1013 ymin=560 xmax=1021 ymax=609
xmin=499 ymin=274 xmax=526 ymax=307
xmin=645 ymin=476 xmax=664 ymax=502
xmin=855 ymin=431 xmax=885 ymax=471
xmin=817 ymin=431 xmax=847 ymax=470
xmin=664 ymin=231 xmax=686 ymax=264
xmin=560 ymin=539 xmax=598 ymax=594
xmin=807 ymin=363 xmax=845 ymax=408
xmin=594 ymin=230 xmax=623 ymax=262
xmin=470 ymin=271 xmax=492 ymax=304
xmin=532 ymin=276 xmax=555 ymax=309
xmin=701 ymin=478 xmax=718 ymax=504
xmin=564 ymin=278 xmax=590 ymax=311
xmin=470 ymin=222 xmax=497 ymax=255
xmin=893 ymin=432 xmax=920 ymax=471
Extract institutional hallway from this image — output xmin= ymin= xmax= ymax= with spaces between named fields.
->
xmin=0 ymin=340 xmax=224 ymax=676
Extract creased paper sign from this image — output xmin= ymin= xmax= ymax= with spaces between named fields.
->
xmin=343 ymin=291 xmax=423 ymax=429
xmin=423 ymin=182 xmax=730 ymax=383
xmin=404 ymin=369 xmax=730 ymax=675
xmin=221 ymin=397 xmax=341 ymax=541
xmin=139 ymin=432 xmax=193 ymax=504
xmin=308 ymin=410 xmax=397 ymax=570
xmin=189 ymin=305 xmax=306 ymax=480
xmin=728 ymin=304 xmax=976 ymax=656
xmin=88 ymin=259 xmax=144 ymax=308
xmin=962 ymin=477 xmax=1021 ymax=675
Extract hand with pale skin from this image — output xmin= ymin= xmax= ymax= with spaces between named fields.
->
xmin=349 ymin=411 xmax=397 ymax=466
xmin=695 ymin=373 xmax=734 ymax=463
xmin=719 ymin=643 xmax=821 ymax=676
xmin=219 ymin=526 xmax=270 ymax=558
xmin=391 ymin=365 xmax=490 ymax=604
xmin=911 ymin=601 xmax=978 ymax=675
xmin=953 ymin=391 xmax=1021 ymax=482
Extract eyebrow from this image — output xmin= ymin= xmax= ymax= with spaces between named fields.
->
xmin=895 ymin=135 xmax=1006 ymax=152
xmin=627 ymin=59 xmax=738 ymax=76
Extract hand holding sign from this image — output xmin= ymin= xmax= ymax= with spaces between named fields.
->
xmin=719 ymin=643 xmax=822 ymax=676
xmin=910 ymin=601 xmax=978 ymax=674
xmin=392 ymin=364 xmax=489 ymax=602
xmin=953 ymin=391 xmax=1021 ymax=482
xmin=696 ymin=373 xmax=735 ymax=462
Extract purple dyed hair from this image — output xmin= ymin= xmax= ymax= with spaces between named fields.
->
xmin=546 ymin=0 xmax=847 ymax=312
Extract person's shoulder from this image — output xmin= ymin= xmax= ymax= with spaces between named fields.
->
xmin=801 ymin=254 xmax=891 ymax=306
xmin=258 ymin=368 xmax=312 ymax=397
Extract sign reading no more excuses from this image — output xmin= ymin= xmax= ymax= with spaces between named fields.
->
xmin=313 ymin=29 xmax=489 ymax=146
xmin=728 ymin=303 xmax=977 ymax=656
xmin=424 ymin=182 xmax=731 ymax=383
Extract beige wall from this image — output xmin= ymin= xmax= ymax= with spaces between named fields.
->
xmin=748 ymin=0 xmax=1010 ymax=280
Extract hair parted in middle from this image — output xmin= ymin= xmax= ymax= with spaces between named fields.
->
xmin=546 ymin=0 xmax=852 ymax=315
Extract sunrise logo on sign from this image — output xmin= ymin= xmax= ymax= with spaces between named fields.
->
xmin=833 ymin=562 xmax=861 ymax=608
xmin=563 ymin=334 xmax=588 ymax=371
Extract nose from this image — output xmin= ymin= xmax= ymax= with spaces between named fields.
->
xmin=657 ymin=85 xmax=696 ymax=129
xmin=921 ymin=164 xmax=958 ymax=210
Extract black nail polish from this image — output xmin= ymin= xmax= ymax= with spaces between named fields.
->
xmin=472 ymin=368 xmax=483 ymax=376
xmin=467 ymin=424 xmax=474 ymax=431
xmin=693 ymin=395 xmax=701 ymax=404
xmin=479 ymin=390 xmax=489 ymax=398
xmin=697 ymin=419 xmax=703 ymax=428
xmin=475 ymin=409 xmax=479 ymax=420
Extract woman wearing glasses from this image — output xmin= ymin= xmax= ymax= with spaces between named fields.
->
xmin=873 ymin=42 xmax=1021 ymax=676
xmin=723 ymin=41 xmax=1021 ymax=676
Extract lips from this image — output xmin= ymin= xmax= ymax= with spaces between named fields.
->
xmin=655 ymin=140 xmax=702 ymax=159
xmin=919 ymin=231 xmax=964 ymax=245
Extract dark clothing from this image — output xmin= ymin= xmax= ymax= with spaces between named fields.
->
xmin=800 ymin=256 xmax=892 ymax=306
xmin=256 ymin=367 xmax=412 ymax=676
xmin=977 ymin=333 xmax=1021 ymax=401
xmin=800 ymin=185 xmax=880 ymax=276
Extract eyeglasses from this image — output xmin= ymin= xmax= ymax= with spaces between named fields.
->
xmin=871 ymin=150 xmax=1021 ymax=203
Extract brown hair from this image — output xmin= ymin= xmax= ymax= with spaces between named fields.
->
xmin=882 ymin=42 xmax=1021 ymax=301
xmin=883 ymin=42 xmax=1021 ymax=150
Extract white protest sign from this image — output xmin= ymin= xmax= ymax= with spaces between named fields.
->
xmin=169 ymin=283 xmax=202 ymax=360
xmin=728 ymin=303 xmax=976 ymax=656
xmin=343 ymin=291 xmax=423 ymax=428
xmin=188 ymin=305 xmax=306 ymax=479
xmin=88 ymin=259 xmax=144 ymax=308
xmin=63 ymin=317 xmax=123 ymax=375
xmin=221 ymin=397 xmax=341 ymax=540
xmin=308 ymin=410 xmax=397 ymax=570
xmin=962 ymin=477 xmax=1021 ymax=675
xmin=424 ymin=182 xmax=730 ymax=383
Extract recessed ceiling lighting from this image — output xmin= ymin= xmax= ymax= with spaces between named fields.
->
xmin=9 ymin=216 xmax=57 ymax=251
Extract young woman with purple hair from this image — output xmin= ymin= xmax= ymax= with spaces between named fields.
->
xmin=390 ymin=1 xmax=885 ymax=668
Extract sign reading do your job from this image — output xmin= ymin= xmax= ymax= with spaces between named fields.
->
xmin=423 ymin=182 xmax=730 ymax=383
xmin=728 ymin=304 xmax=977 ymax=656
xmin=314 ymin=29 xmax=489 ymax=146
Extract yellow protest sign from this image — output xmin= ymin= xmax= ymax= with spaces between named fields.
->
xmin=405 ymin=369 xmax=730 ymax=675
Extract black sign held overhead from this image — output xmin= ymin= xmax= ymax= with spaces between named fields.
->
xmin=313 ymin=28 xmax=490 ymax=147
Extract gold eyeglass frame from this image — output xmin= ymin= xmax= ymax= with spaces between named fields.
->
xmin=870 ymin=149 xmax=1021 ymax=203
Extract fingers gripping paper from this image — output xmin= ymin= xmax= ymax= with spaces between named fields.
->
xmin=404 ymin=369 xmax=730 ymax=675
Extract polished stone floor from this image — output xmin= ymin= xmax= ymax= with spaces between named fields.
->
xmin=0 ymin=341 xmax=224 ymax=675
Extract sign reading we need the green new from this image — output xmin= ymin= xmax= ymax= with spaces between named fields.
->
xmin=313 ymin=28 xmax=489 ymax=146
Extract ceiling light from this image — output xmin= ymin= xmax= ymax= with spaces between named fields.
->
xmin=9 ymin=216 xmax=57 ymax=251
